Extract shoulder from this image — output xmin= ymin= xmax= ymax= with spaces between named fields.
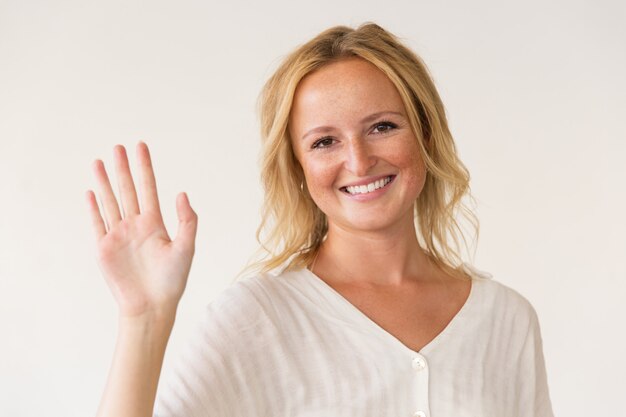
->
xmin=483 ymin=277 xmax=540 ymax=324
xmin=156 ymin=273 xmax=295 ymax=417
xmin=199 ymin=268 xmax=311 ymax=332
xmin=210 ymin=268 xmax=309 ymax=306
xmin=200 ymin=272 xmax=275 ymax=324
xmin=458 ymin=264 xmax=548 ymax=365
xmin=463 ymin=263 xmax=541 ymax=329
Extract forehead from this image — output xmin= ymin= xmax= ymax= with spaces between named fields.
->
xmin=289 ymin=58 xmax=406 ymax=134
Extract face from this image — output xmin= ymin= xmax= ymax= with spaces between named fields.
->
xmin=289 ymin=57 xmax=427 ymax=234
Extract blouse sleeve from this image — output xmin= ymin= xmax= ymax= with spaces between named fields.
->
xmin=516 ymin=303 xmax=555 ymax=417
xmin=153 ymin=281 xmax=266 ymax=417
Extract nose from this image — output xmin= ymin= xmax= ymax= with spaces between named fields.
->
xmin=344 ymin=137 xmax=377 ymax=176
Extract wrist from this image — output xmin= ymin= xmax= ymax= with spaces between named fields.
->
xmin=118 ymin=305 xmax=178 ymax=330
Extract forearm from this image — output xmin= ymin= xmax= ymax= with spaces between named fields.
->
xmin=96 ymin=309 xmax=176 ymax=417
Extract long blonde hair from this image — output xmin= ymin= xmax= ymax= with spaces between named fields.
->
xmin=241 ymin=22 xmax=478 ymax=280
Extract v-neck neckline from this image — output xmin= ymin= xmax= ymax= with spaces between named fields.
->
xmin=301 ymin=266 xmax=480 ymax=356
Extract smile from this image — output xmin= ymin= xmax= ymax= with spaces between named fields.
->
xmin=341 ymin=175 xmax=395 ymax=195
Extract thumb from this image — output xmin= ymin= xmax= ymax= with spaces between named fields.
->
xmin=173 ymin=192 xmax=198 ymax=254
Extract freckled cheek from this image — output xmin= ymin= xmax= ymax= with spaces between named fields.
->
xmin=405 ymin=170 xmax=427 ymax=194
xmin=404 ymin=153 xmax=428 ymax=192
xmin=301 ymin=160 xmax=342 ymax=201
xmin=384 ymin=141 xmax=427 ymax=189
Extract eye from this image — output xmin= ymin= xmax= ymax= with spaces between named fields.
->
xmin=311 ymin=137 xmax=335 ymax=149
xmin=372 ymin=120 xmax=398 ymax=134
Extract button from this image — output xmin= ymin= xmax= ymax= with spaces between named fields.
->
xmin=411 ymin=356 xmax=426 ymax=370
xmin=412 ymin=411 xmax=427 ymax=417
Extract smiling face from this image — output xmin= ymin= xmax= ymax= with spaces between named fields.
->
xmin=289 ymin=57 xmax=428 ymax=234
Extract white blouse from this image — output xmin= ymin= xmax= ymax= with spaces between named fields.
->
xmin=154 ymin=264 xmax=554 ymax=417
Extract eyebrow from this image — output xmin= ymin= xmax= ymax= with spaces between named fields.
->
xmin=301 ymin=111 xmax=406 ymax=140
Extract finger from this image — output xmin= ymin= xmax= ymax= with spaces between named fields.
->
xmin=173 ymin=192 xmax=198 ymax=254
xmin=113 ymin=144 xmax=140 ymax=218
xmin=85 ymin=190 xmax=107 ymax=239
xmin=136 ymin=141 xmax=163 ymax=219
xmin=92 ymin=159 xmax=122 ymax=227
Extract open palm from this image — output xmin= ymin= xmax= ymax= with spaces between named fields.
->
xmin=85 ymin=142 xmax=198 ymax=318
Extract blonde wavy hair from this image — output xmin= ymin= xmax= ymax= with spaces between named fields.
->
xmin=241 ymin=22 xmax=478 ymax=280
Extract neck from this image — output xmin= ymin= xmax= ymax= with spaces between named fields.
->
xmin=312 ymin=215 xmax=436 ymax=287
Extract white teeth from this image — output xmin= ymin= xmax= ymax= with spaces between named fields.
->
xmin=345 ymin=176 xmax=392 ymax=195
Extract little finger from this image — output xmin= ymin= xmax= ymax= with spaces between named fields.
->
xmin=85 ymin=190 xmax=107 ymax=238
xmin=92 ymin=159 xmax=122 ymax=227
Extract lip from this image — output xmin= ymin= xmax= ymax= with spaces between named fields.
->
xmin=339 ymin=175 xmax=396 ymax=201
xmin=339 ymin=174 xmax=396 ymax=189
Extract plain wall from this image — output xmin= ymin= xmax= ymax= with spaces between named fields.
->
xmin=1 ymin=0 xmax=624 ymax=415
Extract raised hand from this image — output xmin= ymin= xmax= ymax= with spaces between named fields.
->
xmin=85 ymin=142 xmax=198 ymax=318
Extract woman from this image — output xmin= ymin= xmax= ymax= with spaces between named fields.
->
xmin=88 ymin=23 xmax=553 ymax=417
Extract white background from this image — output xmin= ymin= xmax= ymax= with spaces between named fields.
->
xmin=1 ymin=0 xmax=624 ymax=415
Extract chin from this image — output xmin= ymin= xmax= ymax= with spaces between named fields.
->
xmin=335 ymin=215 xmax=404 ymax=234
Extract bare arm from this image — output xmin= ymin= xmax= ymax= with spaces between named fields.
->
xmin=86 ymin=142 xmax=198 ymax=417
xmin=96 ymin=310 xmax=176 ymax=417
